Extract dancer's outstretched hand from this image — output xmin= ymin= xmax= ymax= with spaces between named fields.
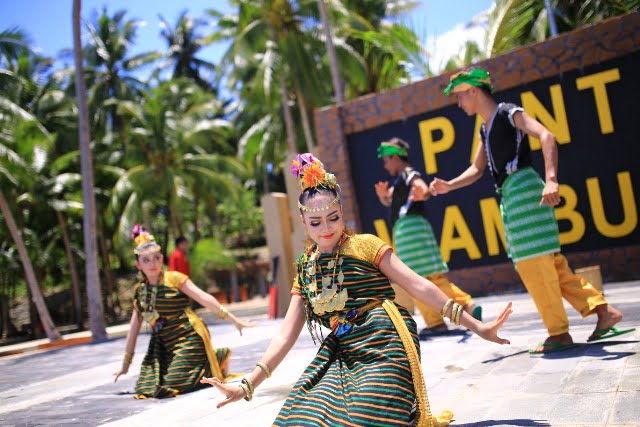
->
xmin=475 ymin=302 xmax=512 ymax=345
xmin=113 ymin=365 xmax=129 ymax=383
xmin=428 ymin=177 xmax=451 ymax=196
xmin=374 ymin=181 xmax=390 ymax=199
xmin=200 ymin=377 xmax=247 ymax=408
xmin=233 ymin=318 xmax=259 ymax=336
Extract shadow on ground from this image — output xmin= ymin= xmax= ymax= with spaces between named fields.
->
xmin=457 ymin=419 xmax=551 ymax=426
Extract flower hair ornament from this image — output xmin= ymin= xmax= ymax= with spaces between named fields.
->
xmin=132 ymin=224 xmax=161 ymax=255
xmin=291 ymin=153 xmax=341 ymax=213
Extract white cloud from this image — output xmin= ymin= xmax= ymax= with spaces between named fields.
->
xmin=425 ymin=13 xmax=488 ymax=74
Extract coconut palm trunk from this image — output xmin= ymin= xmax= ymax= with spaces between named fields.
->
xmin=73 ymin=0 xmax=107 ymax=341
xmin=264 ymin=6 xmax=298 ymax=154
xmin=0 ymin=190 xmax=61 ymax=341
xmin=317 ymin=0 xmax=344 ymax=105
xmin=56 ymin=210 xmax=83 ymax=328
xmin=278 ymin=70 xmax=298 ymax=154
xmin=296 ymin=88 xmax=315 ymax=151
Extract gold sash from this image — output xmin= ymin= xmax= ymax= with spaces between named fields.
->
xmin=382 ymin=300 xmax=454 ymax=427
xmin=184 ymin=308 xmax=241 ymax=382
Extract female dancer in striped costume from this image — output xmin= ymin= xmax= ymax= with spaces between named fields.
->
xmin=202 ymin=154 xmax=512 ymax=426
xmin=113 ymin=225 xmax=256 ymax=398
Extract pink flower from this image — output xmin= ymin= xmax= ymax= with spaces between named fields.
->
xmin=131 ymin=224 xmax=145 ymax=239
xmin=290 ymin=160 xmax=301 ymax=178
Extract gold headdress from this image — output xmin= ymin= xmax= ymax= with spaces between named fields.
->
xmin=132 ymin=224 xmax=161 ymax=255
xmin=291 ymin=153 xmax=341 ymax=213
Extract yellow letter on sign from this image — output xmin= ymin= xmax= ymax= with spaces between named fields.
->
xmin=419 ymin=116 xmax=455 ymax=175
xmin=587 ymin=171 xmax=637 ymax=238
xmin=555 ymin=184 xmax=585 ymax=246
xmin=576 ymin=68 xmax=620 ymax=135
xmin=439 ymin=205 xmax=482 ymax=262
xmin=521 ymin=84 xmax=570 ymax=149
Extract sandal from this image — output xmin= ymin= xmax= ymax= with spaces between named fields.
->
xmin=529 ymin=341 xmax=579 ymax=355
xmin=587 ymin=327 xmax=636 ymax=342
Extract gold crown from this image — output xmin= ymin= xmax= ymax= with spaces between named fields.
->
xmin=134 ymin=232 xmax=155 ymax=247
xmin=133 ymin=231 xmax=161 ymax=255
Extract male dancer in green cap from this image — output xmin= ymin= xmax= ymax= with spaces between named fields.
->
xmin=430 ymin=67 xmax=633 ymax=353
xmin=375 ymin=137 xmax=481 ymax=339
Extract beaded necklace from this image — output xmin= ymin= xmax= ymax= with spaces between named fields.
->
xmin=303 ymin=232 xmax=349 ymax=316
xmin=139 ymin=272 xmax=162 ymax=326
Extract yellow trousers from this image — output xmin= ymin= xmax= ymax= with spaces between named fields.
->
xmin=515 ymin=253 xmax=607 ymax=336
xmin=415 ymin=273 xmax=474 ymax=328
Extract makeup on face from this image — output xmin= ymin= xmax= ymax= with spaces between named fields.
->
xmin=139 ymin=253 xmax=163 ymax=265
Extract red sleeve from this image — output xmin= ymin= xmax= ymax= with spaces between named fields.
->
xmin=168 ymin=252 xmax=178 ymax=271
xmin=168 ymin=251 xmax=190 ymax=276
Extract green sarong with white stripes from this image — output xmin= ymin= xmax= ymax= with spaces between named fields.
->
xmin=393 ymin=214 xmax=448 ymax=276
xmin=500 ymin=167 xmax=560 ymax=262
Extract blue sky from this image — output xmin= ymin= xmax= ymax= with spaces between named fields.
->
xmin=1 ymin=0 xmax=493 ymax=72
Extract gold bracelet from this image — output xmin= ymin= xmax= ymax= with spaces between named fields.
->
xmin=238 ymin=382 xmax=252 ymax=401
xmin=452 ymin=303 xmax=463 ymax=326
xmin=242 ymin=377 xmax=254 ymax=394
xmin=241 ymin=377 xmax=254 ymax=401
xmin=256 ymin=362 xmax=271 ymax=378
xmin=218 ymin=305 xmax=229 ymax=319
xmin=440 ymin=298 xmax=454 ymax=317
xmin=123 ymin=351 xmax=134 ymax=365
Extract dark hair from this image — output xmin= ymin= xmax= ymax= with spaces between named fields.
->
xmin=175 ymin=236 xmax=187 ymax=247
xmin=298 ymin=186 xmax=339 ymax=213
xmin=478 ymin=85 xmax=493 ymax=97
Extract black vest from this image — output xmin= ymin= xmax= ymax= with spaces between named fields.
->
xmin=390 ymin=166 xmax=425 ymax=226
xmin=480 ymin=102 xmax=532 ymax=189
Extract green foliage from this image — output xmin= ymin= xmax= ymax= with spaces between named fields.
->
xmin=218 ymin=187 xmax=265 ymax=249
xmin=189 ymin=238 xmax=237 ymax=286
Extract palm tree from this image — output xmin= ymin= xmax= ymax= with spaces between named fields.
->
xmin=443 ymin=40 xmax=485 ymax=72
xmin=16 ymin=154 xmax=85 ymax=328
xmin=486 ymin=0 xmax=639 ymax=57
xmin=0 ymin=30 xmax=63 ymax=341
xmin=110 ymin=79 xmax=246 ymax=254
xmin=73 ymin=0 xmax=107 ymax=341
xmin=208 ymin=0 xmax=334 ymax=158
xmin=157 ymin=10 xmax=218 ymax=90
xmin=0 ymin=110 xmax=62 ymax=341
xmin=80 ymin=8 xmax=158 ymax=148
xmin=317 ymin=0 xmax=345 ymax=104
xmin=0 ymin=27 xmax=30 ymax=64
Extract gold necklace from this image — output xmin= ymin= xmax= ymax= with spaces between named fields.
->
xmin=308 ymin=235 xmax=348 ymax=316
xmin=140 ymin=281 xmax=160 ymax=325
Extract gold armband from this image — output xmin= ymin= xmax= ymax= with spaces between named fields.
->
xmin=440 ymin=298 xmax=454 ymax=317
xmin=123 ymin=351 xmax=134 ymax=365
xmin=241 ymin=377 xmax=254 ymax=401
xmin=256 ymin=362 xmax=271 ymax=378
xmin=218 ymin=305 xmax=229 ymax=319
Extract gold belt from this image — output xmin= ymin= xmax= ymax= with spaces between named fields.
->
xmin=330 ymin=300 xmax=382 ymax=336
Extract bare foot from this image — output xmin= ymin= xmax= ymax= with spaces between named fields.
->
xmin=531 ymin=333 xmax=573 ymax=353
xmin=590 ymin=304 xmax=623 ymax=340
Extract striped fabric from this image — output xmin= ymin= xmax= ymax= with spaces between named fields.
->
xmin=134 ymin=271 xmax=230 ymax=398
xmin=500 ymin=167 xmax=560 ymax=262
xmin=276 ymin=234 xmax=432 ymax=426
xmin=394 ymin=215 xmax=448 ymax=276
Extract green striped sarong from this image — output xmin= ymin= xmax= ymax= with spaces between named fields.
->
xmin=500 ymin=167 xmax=560 ymax=262
xmin=393 ymin=214 xmax=448 ymax=276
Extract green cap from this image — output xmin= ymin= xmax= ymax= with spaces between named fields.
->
xmin=444 ymin=67 xmax=494 ymax=95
